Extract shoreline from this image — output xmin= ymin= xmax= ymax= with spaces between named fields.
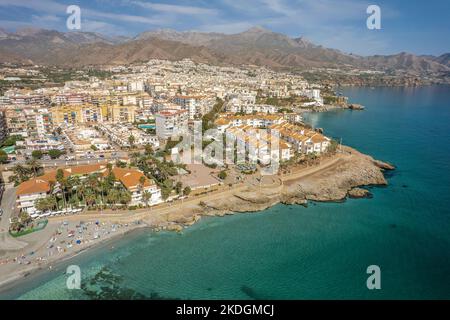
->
xmin=0 ymin=145 xmax=394 ymax=295
xmin=0 ymin=225 xmax=151 ymax=298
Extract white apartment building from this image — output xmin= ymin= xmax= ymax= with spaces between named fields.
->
xmin=16 ymin=180 xmax=49 ymax=214
xmin=269 ymin=123 xmax=331 ymax=154
xmin=226 ymin=125 xmax=292 ymax=164
xmin=18 ymin=137 xmax=64 ymax=153
xmin=155 ymin=109 xmax=189 ymax=140
xmin=215 ymin=113 xmax=285 ymax=133
xmin=127 ymin=81 xmax=145 ymax=92
xmin=97 ymin=124 xmax=160 ymax=149
xmin=112 ymin=168 xmax=162 ymax=206
xmin=173 ymin=95 xmax=212 ymax=120
xmin=303 ymin=89 xmax=324 ymax=106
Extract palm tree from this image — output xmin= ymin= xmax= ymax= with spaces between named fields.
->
xmin=106 ymin=188 xmax=121 ymax=208
xmin=87 ymin=173 xmax=100 ymax=192
xmin=56 ymin=169 xmax=67 ymax=210
xmin=128 ymin=135 xmax=136 ymax=149
xmin=36 ymin=196 xmax=57 ymax=212
xmin=48 ymin=178 xmax=56 ymax=194
xmin=130 ymin=152 xmax=141 ymax=165
xmin=11 ymin=164 xmax=30 ymax=184
xmin=139 ymin=175 xmax=146 ymax=188
xmin=25 ymin=158 xmax=42 ymax=177
xmin=142 ymin=190 xmax=151 ymax=207
xmin=35 ymin=198 xmax=50 ymax=213
xmin=175 ymin=181 xmax=183 ymax=194
xmin=85 ymin=190 xmax=97 ymax=207
xmin=119 ymin=190 xmax=132 ymax=206
xmin=76 ymin=183 xmax=86 ymax=207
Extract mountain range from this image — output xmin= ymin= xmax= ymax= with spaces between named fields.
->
xmin=0 ymin=26 xmax=449 ymax=75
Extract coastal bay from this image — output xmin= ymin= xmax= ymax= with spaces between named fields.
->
xmin=0 ymin=144 xmax=392 ymax=292
xmin=1 ymin=85 xmax=450 ymax=299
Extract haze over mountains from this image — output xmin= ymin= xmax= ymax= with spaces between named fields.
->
xmin=0 ymin=26 xmax=449 ymax=74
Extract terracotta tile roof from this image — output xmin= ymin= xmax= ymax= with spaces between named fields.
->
xmin=16 ymin=179 xmax=50 ymax=196
xmin=311 ymin=134 xmax=329 ymax=143
xmin=65 ymin=163 xmax=108 ymax=176
xmin=112 ymin=167 xmax=154 ymax=190
xmin=16 ymin=163 xmax=109 ymax=196
xmin=215 ymin=118 xmax=230 ymax=125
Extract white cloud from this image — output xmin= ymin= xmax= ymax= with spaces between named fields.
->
xmin=0 ymin=0 xmax=166 ymax=25
xmin=31 ymin=15 xmax=61 ymax=23
xmin=129 ymin=1 xmax=218 ymax=15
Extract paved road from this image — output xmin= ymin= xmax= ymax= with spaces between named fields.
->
xmin=0 ymin=188 xmax=16 ymax=232
xmin=3 ymin=158 xmax=111 ymax=170
xmin=3 ymin=151 xmax=131 ymax=170
xmin=0 ymin=187 xmax=27 ymax=251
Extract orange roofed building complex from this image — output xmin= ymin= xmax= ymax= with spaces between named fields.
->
xmin=16 ymin=163 xmax=162 ymax=216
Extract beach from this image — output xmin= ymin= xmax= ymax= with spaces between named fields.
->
xmin=0 ymin=145 xmax=393 ymax=292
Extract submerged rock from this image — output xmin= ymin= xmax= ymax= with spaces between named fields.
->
xmin=349 ymin=103 xmax=365 ymax=110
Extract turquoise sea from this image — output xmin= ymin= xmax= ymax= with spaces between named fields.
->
xmin=2 ymin=86 xmax=450 ymax=299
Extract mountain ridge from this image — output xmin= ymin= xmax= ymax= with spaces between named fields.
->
xmin=0 ymin=27 xmax=449 ymax=75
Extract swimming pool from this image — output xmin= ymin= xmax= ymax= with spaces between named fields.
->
xmin=138 ymin=124 xmax=156 ymax=130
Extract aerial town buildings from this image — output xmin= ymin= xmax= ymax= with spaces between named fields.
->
xmin=155 ymin=109 xmax=189 ymax=140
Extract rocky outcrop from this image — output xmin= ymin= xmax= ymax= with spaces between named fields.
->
xmin=373 ymin=160 xmax=396 ymax=170
xmin=192 ymin=146 xmax=393 ymax=218
xmin=349 ymin=104 xmax=365 ymax=110
xmin=348 ymin=188 xmax=372 ymax=199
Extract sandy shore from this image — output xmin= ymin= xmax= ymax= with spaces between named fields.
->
xmin=0 ymin=146 xmax=394 ymax=294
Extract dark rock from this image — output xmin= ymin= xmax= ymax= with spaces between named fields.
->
xmin=349 ymin=103 xmax=365 ymax=110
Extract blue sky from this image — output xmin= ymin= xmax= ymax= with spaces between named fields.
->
xmin=0 ymin=0 xmax=449 ymax=56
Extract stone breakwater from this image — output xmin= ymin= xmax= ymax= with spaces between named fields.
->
xmin=163 ymin=146 xmax=394 ymax=230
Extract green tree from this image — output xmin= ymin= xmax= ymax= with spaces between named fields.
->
xmin=202 ymin=98 xmax=224 ymax=133
xmin=1 ymin=135 xmax=24 ymax=147
xmin=31 ymin=150 xmax=43 ymax=160
xmin=48 ymin=149 xmax=63 ymax=159
xmin=115 ymin=160 xmax=127 ymax=168
xmin=326 ymin=139 xmax=339 ymax=154
xmin=128 ymin=135 xmax=136 ymax=148
xmin=0 ymin=150 xmax=7 ymax=164
xmin=175 ymin=181 xmax=183 ymax=194
xmin=139 ymin=175 xmax=146 ymax=187
xmin=85 ymin=190 xmax=97 ymax=207
xmin=26 ymin=158 xmax=42 ymax=177
xmin=142 ymin=191 xmax=152 ymax=207
xmin=218 ymin=170 xmax=227 ymax=180
xmin=9 ymin=164 xmax=30 ymax=185
xmin=18 ymin=211 xmax=32 ymax=225
xmin=35 ymin=196 xmax=57 ymax=212
xmin=183 ymin=186 xmax=191 ymax=196
xmin=119 ymin=190 xmax=132 ymax=205
xmin=56 ymin=169 xmax=67 ymax=209
xmin=144 ymin=144 xmax=154 ymax=156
